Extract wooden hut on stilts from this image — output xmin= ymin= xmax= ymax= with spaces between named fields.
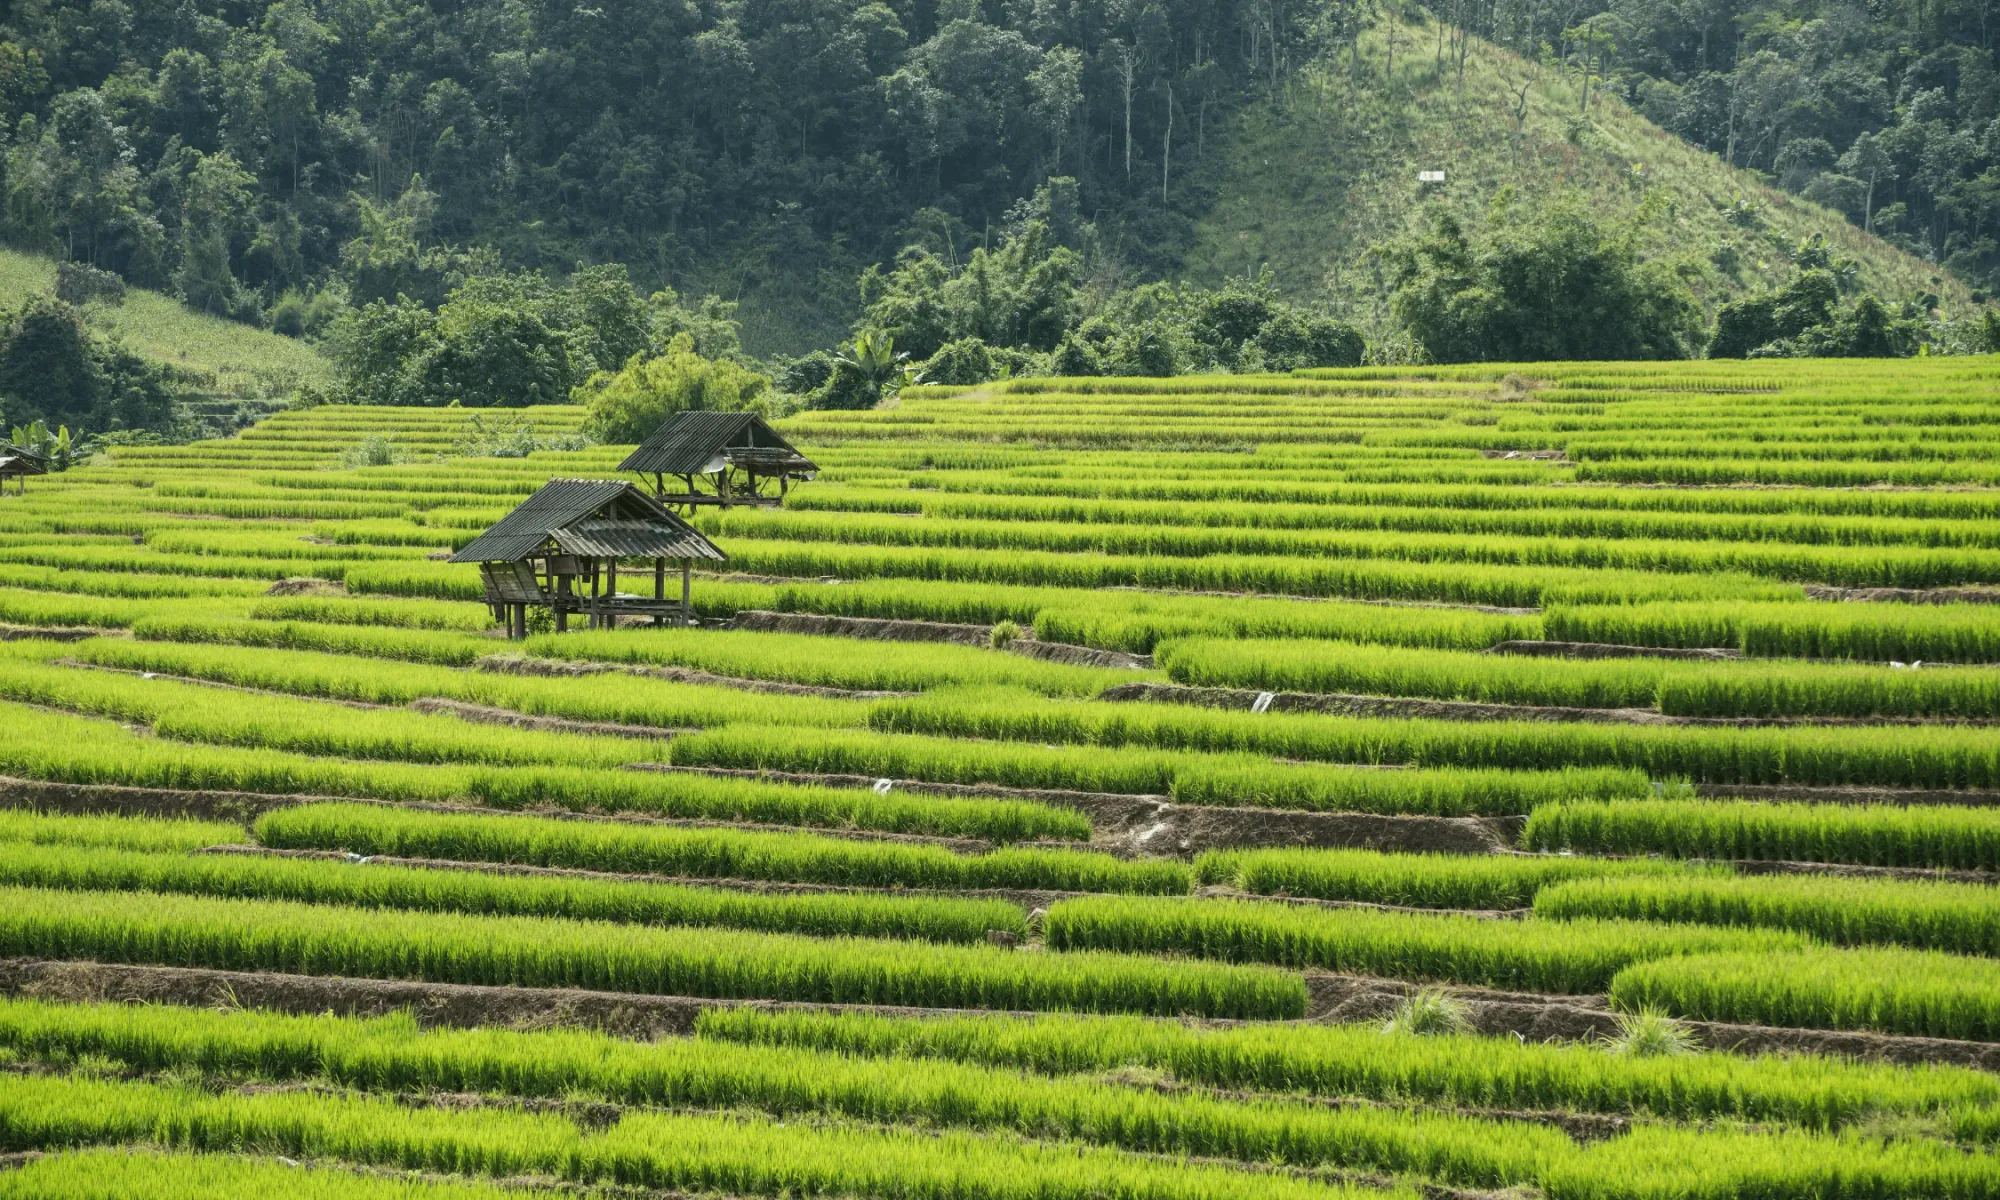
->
xmin=0 ymin=444 xmax=47 ymax=495
xmin=450 ymin=478 xmax=726 ymax=638
xmin=618 ymin=412 xmax=818 ymax=511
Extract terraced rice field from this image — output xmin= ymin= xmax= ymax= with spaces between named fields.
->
xmin=6 ymin=361 xmax=2000 ymax=1195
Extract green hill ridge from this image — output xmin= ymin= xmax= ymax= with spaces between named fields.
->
xmin=1186 ymin=16 xmax=1971 ymax=341
xmin=0 ymin=249 xmax=329 ymax=431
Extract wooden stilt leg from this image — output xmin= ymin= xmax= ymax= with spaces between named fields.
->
xmin=681 ymin=560 xmax=692 ymax=625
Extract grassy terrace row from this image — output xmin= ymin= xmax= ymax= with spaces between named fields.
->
xmin=1044 ymin=896 xmax=2000 ymax=1040
xmin=0 ymin=699 xmax=1081 ymax=841
xmin=6 ymin=991 xmax=2000 ymax=1140
xmin=345 ymin=542 xmax=1788 ymax=609
xmin=704 ymin=1006 xmax=2000 ymax=1137
xmin=1160 ymin=636 xmax=2000 ymax=717
xmin=159 ymin=589 xmax=1549 ymax=655
xmin=37 ymin=637 xmax=1657 ymax=817
xmin=696 ymin=505 xmax=2000 ymax=590
xmin=794 ymin=482 xmax=2000 ymax=548
xmin=1547 ymin=600 xmax=2000 ymax=663
xmin=253 ymin=803 xmax=1187 ymax=894
xmin=5 ymin=1023 xmax=1998 ymax=1200
xmin=15 ymin=653 xmax=2000 ymax=869
xmin=867 ymin=688 xmax=2000 ymax=791
xmin=0 ymin=884 xmax=1301 ymax=1017
xmin=20 ymin=805 xmax=1994 ymax=959
xmin=0 ymin=1152 xmax=551 ymax=1200
xmin=892 ymin=463 xmax=2000 ymax=519
xmin=16 ymin=800 xmax=1997 ymax=1038
xmin=1524 ymin=798 xmax=2000 ymax=871
xmin=0 ymin=840 xmax=1033 ymax=944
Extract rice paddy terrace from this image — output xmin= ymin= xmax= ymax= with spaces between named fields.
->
xmin=3 ymin=359 xmax=2000 ymax=1196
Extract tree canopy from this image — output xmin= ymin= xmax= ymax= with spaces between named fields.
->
xmin=1382 ymin=201 xmax=1703 ymax=363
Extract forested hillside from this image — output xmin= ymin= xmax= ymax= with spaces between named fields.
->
xmin=0 ymin=0 xmax=1994 ymax=379
xmin=0 ymin=0 xmax=1315 ymax=353
xmin=1189 ymin=16 xmax=1975 ymax=343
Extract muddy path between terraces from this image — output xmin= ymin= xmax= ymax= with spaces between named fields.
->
xmin=6 ymin=958 xmax=1994 ymax=1070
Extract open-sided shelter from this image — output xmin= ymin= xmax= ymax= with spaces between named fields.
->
xmin=0 ymin=443 xmax=46 ymax=495
xmin=449 ymin=478 xmax=726 ymax=638
xmin=617 ymin=411 xmax=817 ymax=510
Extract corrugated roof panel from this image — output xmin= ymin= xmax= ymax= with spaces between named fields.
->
xmin=617 ymin=411 xmax=816 ymax=476
xmin=552 ymin=520 xmax=728 ymax=561
xmin=450 ymin=477 xmax=725 ymax=564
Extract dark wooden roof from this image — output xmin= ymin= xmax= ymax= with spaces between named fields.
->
xmin=449 ymin=478 xmax=726 ymax=564
xmin=0 ymin=443 xmax=46 ymax=477
xmin=617 ymin=411 xmax=817 ymax=477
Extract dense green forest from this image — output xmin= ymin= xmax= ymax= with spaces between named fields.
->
xmin=0 ymin=0 xmax=1996 ymax=433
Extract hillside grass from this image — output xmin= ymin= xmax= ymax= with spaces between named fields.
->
xmin=1187 ymin=15 xmax=1971 ymax=339
xmin=0 ymin=248 xmax=329 ymax=403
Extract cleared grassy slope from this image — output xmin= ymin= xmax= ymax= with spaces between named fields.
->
xmin=1186 ymin=16 xmax=1972 ymax=340
xmin=0 ymin=250 xmax=330 ymax=406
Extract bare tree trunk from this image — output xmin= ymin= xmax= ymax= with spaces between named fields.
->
xmin=1162 ymin=82 xmax=1174 ymax=201
xmin=1120 ymin=45 xmax=1138 ymax=180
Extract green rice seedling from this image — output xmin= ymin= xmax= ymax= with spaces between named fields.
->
xmin=0 ymin=841 xmax=1027 ymax=942
xmin=249 ymin=594 xmax=497 ymax=630
xmin=1043 ymin=894 xmax=1806 ymax=993
xmin=0 ymin=1151 xmax=563 ymax=1200
xmin=0 ymin=543 xmax=347 ymax=581
xmin=1159 ymin=636 xmax=2000 ymax=719
xmin=1653 ymin=660 xmax=2000 ymax=718
xmin=132 ymin=615 xmax=492 ymax=664
xmin=72 ymin=637 xmax=873 ymax=729
xmin=0 ymin=656 xmax=649 ymax=770
xmin=527 ymin=626 xmax=1152 ymax=695
xmin=1524 ymin=799 xmax=2000 ymax=872
xmin=0 ymin=884 xmax=1304 ymax=1016
xmin=0 ymin=1071 xmax=1402 ymax=1200
xmin=1546 ymin=600 xmax=2000 ymax=663
xmin=1170 ymin=760 xmax=1654 ymax=816
xmin=1536 ymin=872 xmax=2000 ymax=955
xmin=1602 ymin=1008 xmax=1699 ymax=1058
xmin=710 ymin=537 xmax=1785 ymax=609
xmin=1609 ymin=947 xmax=2000 ymax=1042
xmin=697 ymin=1007 xmax=2000 ymax=1134
xmin=1197 ymin=846 xmax=1698 ymax=909
xmin=851 ymin=475 xmax=2000 ymax=549
xmin=0 ymin=586 xmax=150 ymax=628
xmin=0 ymin=809 xmax=241 ymax=853
xmin=0 ymin=564 xmax=271 ymax=599
xmin=0 ymin=699 xmax=1084 ymax=842
xmin=255 ymin=803 xmax=1189 ymax=894
xmin=668 ymin=721 xmax=1196 ymax=795
xmin=0 ymin=997 xmax=1567 ymax=1191
xmin=343 ymin=560 xmax=485 ymax=600
xmin=707 ymin=503 xmax=1972 ymax=589
xmin=1383 ymin=986 xmax=1473 ymax=1035
xmin=1158 ymin=636 xmax=1677 ymax=708
xmin=872 ymin=687 xmax=2000 ymax=790
xmin=673 ymin=719 xmax=1654 ymax=814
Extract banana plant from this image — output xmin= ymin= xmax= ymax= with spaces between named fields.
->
xmin=9 ymin=421 xmax=75 ymax=471
xmin=835 ymin=331 xmax=914 ymax=396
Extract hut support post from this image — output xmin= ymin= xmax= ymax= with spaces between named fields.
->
xmin=653 ymin=558 xmax=666 ymax=626
xmin=681 ymin=561 xmax=692 ymax=624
